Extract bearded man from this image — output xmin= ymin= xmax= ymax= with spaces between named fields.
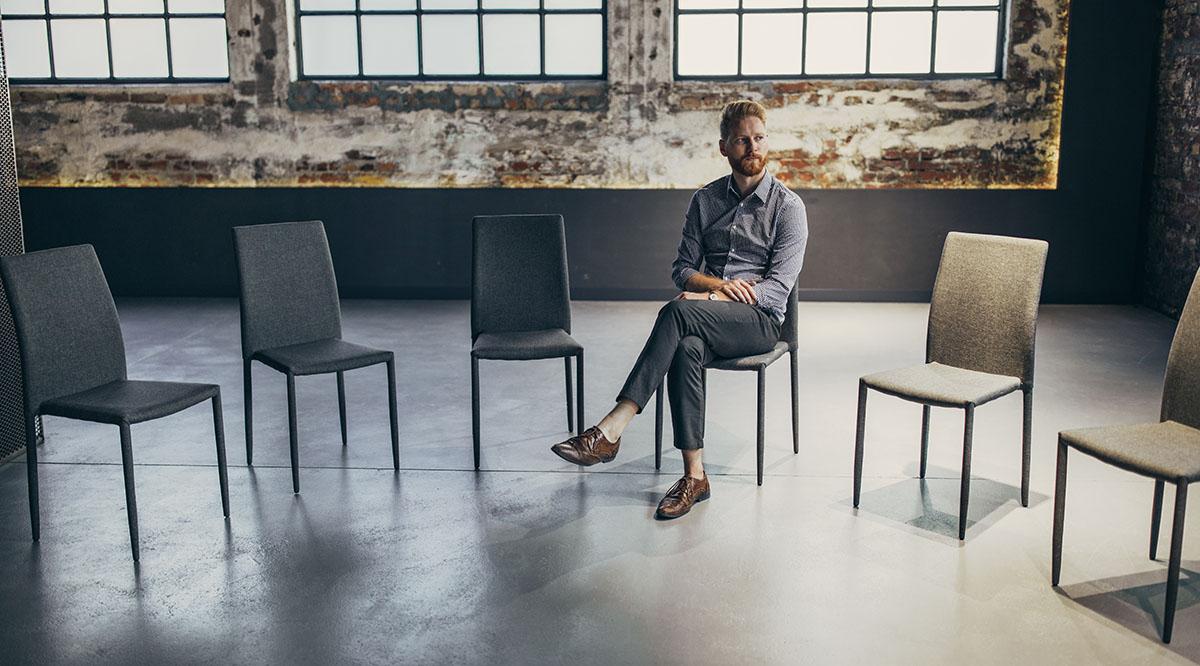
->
xmin=551 ymin=99 xmax=810 ymax=519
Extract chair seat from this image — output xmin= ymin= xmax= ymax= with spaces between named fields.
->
xmin=41 ymin=379 xmax=218 ymax=425
xmin=472 ymin=328 xmax=582 ymax=361
xmin=1060 ymin=421 xmax=1200 ymax=481
xmin=706 ymin=341 xmax=790 ymax=371
xmin=861 ymin=361 xmax=1021 ymax=408
xmin=254 ymin=338 xmax=392 ymax=376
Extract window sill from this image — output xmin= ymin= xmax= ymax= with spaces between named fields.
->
xmin=286 ymin=80 xmax=609 ymax=112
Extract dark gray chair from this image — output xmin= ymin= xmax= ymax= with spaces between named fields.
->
xmin=853 ymin=232 xmax=1048 ymax=540
xmin=233 ymin=221 xmax=398 ymax=493
xmin=0 ymin=245 xmax=229 ymax=562
xmin=652 ymin=285 xmax=801 ymax=485
xmin=472 ymin=214 xmax=582 ymax=470
xmin=1052 ymin=268 xmax=1200 ymax=644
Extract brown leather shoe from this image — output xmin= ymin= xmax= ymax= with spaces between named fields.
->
xmin=655 ymin=475 xmax=711 ymax=520
xmin=550 ymin=426 xmax=620 ymax=466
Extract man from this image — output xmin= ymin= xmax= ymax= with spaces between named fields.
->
xmin=550 ymin=99 xmax=810 ymax=519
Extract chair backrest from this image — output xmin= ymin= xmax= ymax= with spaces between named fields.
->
xmin=0 ymin=245 xmax=127 ymax=416
xmin=780 ymin=283 xmax=800 ymax=351
xmin=471 ymin=214 xmax=572 ymax=340
xmin=926 ymin=232 xmax=1048 ymax=385
xmin=1162 ymin=268 xmax=1200 ymax=429
xmin=232 ymin=221 xmax=342 ymax=359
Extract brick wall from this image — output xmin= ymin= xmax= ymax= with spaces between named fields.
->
xmin=10 ymin=0 xmax=1069 ymax=190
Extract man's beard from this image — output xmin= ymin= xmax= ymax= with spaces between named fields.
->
xmin=729 ymin=153 xmax=766 ymax=177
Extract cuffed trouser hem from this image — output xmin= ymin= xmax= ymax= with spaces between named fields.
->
xmin=614 ymin=393 xmax=647 ymax=414
xmin=674 ymin=442 xmax=703 ymax=451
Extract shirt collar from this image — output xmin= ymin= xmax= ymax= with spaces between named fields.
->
xmin=727 ymin=171 xmax=774 ymax=203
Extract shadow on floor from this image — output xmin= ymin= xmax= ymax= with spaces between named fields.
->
xmin=841 ymin=464 xmax=1048 ymax=544
xmin=1059 ymin=563 xmax=1200 ymax=660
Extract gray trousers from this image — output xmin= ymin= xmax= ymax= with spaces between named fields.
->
xmin=617 ymin=299 xmax=780 ymax=450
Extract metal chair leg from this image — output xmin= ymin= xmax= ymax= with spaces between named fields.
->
xmin=243 ymin=359 xmax=253 ymax=465
xmin=387 ymin=358 xmax=400 ymax=471
xmin=1152 ymin=479 xmax=1166 ymax=560
xmin=337 ymin=371 xmax=348 ymax=446
xmin=919 ymin=405 xmax=931 ymax=479
xmin=1051 ymin=439 xmax=1068 ymax=586
xmin=853 ymin=381 xmax=867 ymax=508
xmin=564 ymin=357 xmax=574 ymax=433
xmin=1021 ymin=386 xmax=1033 ymax=508
xmin=1164 ymin=481 xmax=1188 ymax=644
xmin=471 ymin=356 xmax=481 ymax=470
xmin=286 ymin=373 xmax=300 ymax=493
xmin=958 ymin=404 xmax=975 ymax=541
xmin=25 ymin=413 xmax=39 ymax=541
xmin=212 ymin=394 xmax=230 ymax=518
xmin=790 ymin=349 xmax=799 ymax=455
xmin=654 ymin=388 xmax=663 ymax=471
xmin=118 ymin=423 xmax=139 ymax=561
xmin=756 ymin=367 xmax=766 ymax=486
xmin=575 ymin=351 xmax=584 ymax=438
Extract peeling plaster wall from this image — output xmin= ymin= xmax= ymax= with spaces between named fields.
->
xmin=10 ymin=0 xmax=1068 ymax=189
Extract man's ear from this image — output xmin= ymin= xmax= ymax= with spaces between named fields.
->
xmin=718 ymin=139 xmax=728 ymax=157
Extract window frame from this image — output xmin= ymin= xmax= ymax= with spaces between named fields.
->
xmin=293 ymin=0 xmax=608 ymax=82
xmin=1 ymin=1 xmax=231 ymax=84
xmin=673 ymin=0 xmax=1009 ymax=81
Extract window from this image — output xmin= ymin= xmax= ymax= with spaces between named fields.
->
xmin=0 ymin=0 xmax=230 ymax=82
xmin=675 ymin=0 xmax=1006 ymax=79
xmin=295 ymin=0 xmax=606 ymax=80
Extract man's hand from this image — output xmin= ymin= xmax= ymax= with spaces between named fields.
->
xmin=718 ymin=278 xmax=757 ymax=304
xmin=676 ymin=291 xmax=709 ymax=301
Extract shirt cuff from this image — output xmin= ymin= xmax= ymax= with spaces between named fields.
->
xmin=675 ymin=267 xmax=700 ymax=291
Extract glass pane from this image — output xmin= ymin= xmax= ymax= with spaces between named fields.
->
xmin=807 ymin=0 xmax=865 ymax=7
xmin=874 ymin=0 xmax=932 ymax=6
xmin=543 ymin=0 xmax=600 ymax=8
xmin=170 ymin=17 xmax=228 ymax=76
xmin=938 ymin=0 xmax=999 ymax=6
xmin=1 ymin=20 xmax=51 ymax=77
xmin=804 ymin=11 xmax=866 ymax=74
xmin=742 ymin=0 xmax=802 ymax=8
xmin=49 ymin=19 xmax=109 ymax=77
xmin=934 ymin=10 xmax=998 ymax=73
xmin=676 ymin=13 xmax=736 ymax=76
xmin=299 ymin=0 xmax=354 ymax=10
xmin=422 ymin=0 xmax=476 ymax=9
xmin=360 ymin=0 xmax=416 ymax=9
xmin=300 ymin=15 xmax=358 ymax=75
xmin=677 ymin=0 xmax=736 ymax=8
xmin=110 ymin=0 xmax=165 ymax=13
xmin=110 ymin=18 xmax=169 ymax=77
xmin=741 ymin=13 xmax=802 ymax=75
xmin=869 ymin=10 xmax=931 ymax=74
xmin=421 ymin=14 xmax=479 ymax=75
xmin=483 ymin=14 xmax=539 ymax=75
xmin=361 ymin=15 xmax=418 ymax=75
xmin=1 ymin=0 xmax=49 ymax=15
xmin=48 ymin=0 xmax=104 ymax=14
xmin=168 ymin=0 xmax=225 ymax=12
xmin=483 ymin=0 xmax=538 ymax=7
xmin=544 ymin=13 xmax=601 ymax=75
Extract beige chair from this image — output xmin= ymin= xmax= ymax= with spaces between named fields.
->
xmin=1052 ymin=268 xmax=1200 ymax=644
xmin=852 ymin=232 xmax=1049 ymax=540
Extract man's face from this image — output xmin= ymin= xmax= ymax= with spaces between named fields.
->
xmin=719 ymin=116 xmax=768 ymax=178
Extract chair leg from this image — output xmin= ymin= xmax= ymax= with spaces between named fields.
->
xmin=286 ymin=373 xmax=300 ymax=494
xmin=575 ymin=352 xmax=584 ymax=438
xmin=1152 ymin=479 xmax=1165 ymax=560
xmin=564 ymin=357 xmax=574 ymax=433
xmin=654 ymin=389 xmax=663 ymax=471
xmin=118 ymin=423 xmax=140 ymax=562
xmin=25 ymin=413 xmax=39 ymax=542
xmin=212 ymin=394 xmax=230 ymax=518
xmin=1165 ymin=482 xmax=1189 ymax=643
xmin=853 ymin=380 xmax=867 ymax=508
xmin=1021 ymin=386 xmax=1033 ymax=508
xmin=1052 ymin=439 xmax=1068 ymax=586
xmin=471 ymin=356 xmax=481 ymax=470
xmin=756 ymin=367 xmax=766 ymax=487
xmin=790 ymin=350 xmax=799 ymax=455
xmin=958 ymin=404 xmax=975 ymax=541
xmin=919 ymin=405 xmax=931 ymax=479
xmin=243 ymin=359 xmax=253 ymax=465
xmin=337 ymin=371 xmax=348 ymax=446
xmin=386 ymin=358 xmax=399 ymax=472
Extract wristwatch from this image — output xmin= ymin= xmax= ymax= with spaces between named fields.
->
xmin=707 ymin=291 xmax=718 ymax=301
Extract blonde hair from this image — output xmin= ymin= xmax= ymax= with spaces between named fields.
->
xmin=720 ymin=100 xmax=767 ymax=141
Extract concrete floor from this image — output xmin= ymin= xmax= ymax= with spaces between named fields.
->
xmin=0 ymin=299 xmax=1194 ymax=664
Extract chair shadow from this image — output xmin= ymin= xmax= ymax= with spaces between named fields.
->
xmin=843 ymin=464 xmax=1048 ymax=544
xmin=1058 ymin=564 xmax=1200 ymax=659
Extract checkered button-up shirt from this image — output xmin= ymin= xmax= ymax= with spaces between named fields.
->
xmin=671 ymin=172 xmax=809 ymax=323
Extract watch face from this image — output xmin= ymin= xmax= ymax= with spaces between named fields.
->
xmin=708 ymin=292 xmax=717 ymax=300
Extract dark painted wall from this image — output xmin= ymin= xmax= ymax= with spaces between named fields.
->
xmin=17 ymin=0 xmax=1162 ymax=303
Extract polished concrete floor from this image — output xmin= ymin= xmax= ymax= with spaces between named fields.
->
xmin=0 ymin=299 xmax=1195 ymax=664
